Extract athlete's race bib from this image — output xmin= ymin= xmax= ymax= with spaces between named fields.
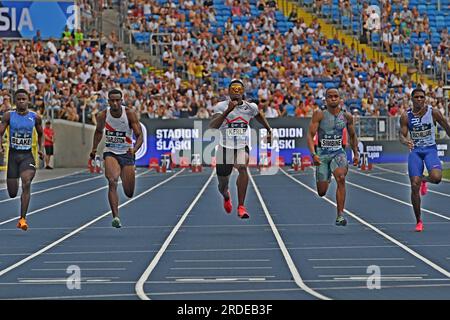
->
xmin=320 ymin=134 xmax=342 ymax=150
xmin=410 ymin=129 xmax=432 ymax=140
xmin=225 ymin=123 xmax=248 ymax=137
xmin=320 ymin=138 xmax=342 ymax=148
xmin=105 ymin=130 xmax=127 ymax=147
xmin=11 ymin=133 xmax=32 ymax=150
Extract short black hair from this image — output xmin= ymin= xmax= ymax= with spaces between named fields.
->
xmin=411 ymin=88 xmax=425 ymax=97
xmin=14 ymin=88 xmax=30 ymax=98
xmin=108 ymin=88 xmax=123 ymax=98
xmin=325 ymin=87 xmax=339 ymax=97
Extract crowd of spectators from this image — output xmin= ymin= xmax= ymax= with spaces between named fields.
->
xmin=0 ymin=0 xmax=448 ymax=126
xmin=313 ymin=0 xmax=449 ymax=79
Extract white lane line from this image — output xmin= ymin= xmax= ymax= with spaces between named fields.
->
xmin=3 ymin=243 xmax=450 ymax=257
xmin=345 ymin=180 xmax=450 ymax=222
xmin=165 ymin=275 xmax=276 ymax=279
xmin=175 ymin=259 xmax=271 ymax=263
xmin=0 ymin=175 xmax=103 ymax=204
xmin=308 ymin=258 xmax=405 ymax=261
xmin=169 ymin=267 xmax=273 ymax=270
xmin=318 ymin=274 xmax=428 ymax=278
xmin=0 ymin=170 xmax=185 ymax=279
xmin=350 ymin=168 xmax=450 ymax=198
xmin=281 ymin=169 xmax=450 ymax=279
xmin=0 ymin=170 xmax=86 ymax=191
xmin=6 ymin=293 xmax=139 ymax=300
xmin=17 ymin=276 xmax=119 ymax=281
xmin=43 ymin=261 xmax=133 ymax=264
xmin=175 ymin=278 xmax=267 ymax=282
xmin=374 ymin=165 xmax=450 ymax=183
xmin=32 ymin=268 xmax=126 ymax=271
xmin=249 ymin=171 xmax=330 ymax=300
xmin=10 ymin=282 xmax=450 ymax=300
xmin=334 ymin=276 xmax=423 ymax=281
xmin=135 ymin=170 xmax=215 ymax=300
xmin=313 ymin=265 xmax=416 ymax=269
xmin=146 ymin=288 xmax=304 ymax=296
xmin=373 ymin=165 xmax=408 ymax=176
xmin=0 ymin=170 xmax=150 ymax=227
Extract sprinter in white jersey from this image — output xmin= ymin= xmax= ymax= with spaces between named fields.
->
xmin=209 ymin=79 xmax=272 ymax=219
xmin=90 ymin=89 xmax=143 ymax=228
xmin=400 ymin=88 xmax=450 ymax=232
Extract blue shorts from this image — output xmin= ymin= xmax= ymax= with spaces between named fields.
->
xmin=408 ymin=145 xmax=442 ymax=177
xmin=103 ymin=152 xmax=135 ymax=168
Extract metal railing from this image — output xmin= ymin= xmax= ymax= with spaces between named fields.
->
xmin=354 ymin=116 xmax=399 ymax=141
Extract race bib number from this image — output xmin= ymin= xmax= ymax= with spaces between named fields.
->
xmin=105 ymin=130 xmax=126 ymax=146
xmin=410 ymin=129 xmax=432 ymax=140
xmin=11 ymin=134 xmax=32 ymax=149
xmin=320 ymin=138 xmax=342 ymax=148
xmin=226 ymin=123 xmax=247 ymax=137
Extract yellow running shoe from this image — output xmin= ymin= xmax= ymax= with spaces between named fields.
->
xmin=17 ymin=218 xmax=28 ymax=231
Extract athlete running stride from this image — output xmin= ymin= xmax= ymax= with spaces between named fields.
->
xmin=307 ymin=88 xmax=359 ymax=226
xmin=399 ymin=88 xmax=450 ymax=232
xmin=90 ymin=89 xmax=143 ymax=228
xmin=209 ymin=79 xmax=272 ymax=219
xmin=0 ymin=89 xmax=44 ymax=231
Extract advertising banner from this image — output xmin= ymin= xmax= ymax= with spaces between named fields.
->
xmin=0 ymin=1 xmax=76 ymax=39
xmin=134 ymin=119 xmax=450 ymax=166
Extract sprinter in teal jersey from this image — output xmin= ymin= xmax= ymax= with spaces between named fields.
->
xmin=0 ymin=89 xmax=43 ymax=231
xmin=307 ymin=88 xmax=359 ymax=226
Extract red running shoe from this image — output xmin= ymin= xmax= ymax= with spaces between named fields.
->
xmin=237 ymin=205 xmax=250 ymax=219
xmin=420 ymin=181 xmax=428 ymax=196
xmin=224 ymin=191 xmax=232 ymax=214
xmin=415 ymin=220 xmax=424 ymax=232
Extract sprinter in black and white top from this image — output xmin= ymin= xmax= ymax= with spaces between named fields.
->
xmin=90 ymin=89 xmax=143 ymax=228
xmin=209 ymin=79 xmax=272 ymax=219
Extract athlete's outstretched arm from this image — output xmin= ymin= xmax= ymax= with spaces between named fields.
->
xmin=308 ymin=110 xmax=322 ymax=165
xmin=90 ymin=111 xmax=106 ymax=159
xmin=127 ymin=109 xmax=143 ymax=154
xmin=0 ymin=112 xmax=10 ymax=153
xmin=34 ymin=114 xmax=44 ymax=158
xmin=399 ymin=111 xmax=414 ymax=150
xmin=432 ymin=108 xmax=450 ymax=138
xmin=345 ymin=112 xmax=359 ymax=165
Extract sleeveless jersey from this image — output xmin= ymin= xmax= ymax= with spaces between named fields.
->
xmin=407 ymin=105 xmax=436 ymax=148
xmin=317 ymin=109 xmax=347 ymax=155
xmin=213 ymin=99 xmax=259 ymax=149
xmin=103 ymin=106 xmax=133 ymax=154
xmin=9 ymin=111 xmax=36 ymax=151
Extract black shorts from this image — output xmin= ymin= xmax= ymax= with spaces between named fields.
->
xmin=215 ymin=145 xmax=249 ymax=177
xmin=45 ymin=146 xmax=54 ymax=155
xmin=7 ymin=150 xmax=36 ymax=179
xmin=103 ymin=152 xmax=135 ymax=168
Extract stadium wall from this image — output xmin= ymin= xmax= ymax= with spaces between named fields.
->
xmin=51 ymin=119 xmax=450 ymax=168
xmin=53 ymin=119 xmax=104 ymax=168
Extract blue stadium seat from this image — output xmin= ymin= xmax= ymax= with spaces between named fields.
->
xmin=371 ymin=32 xmax=380 ymax=46
xmin=392 ymin=43 xmax=402 ymax=57
xmin=324 ymin=82 xmax=337 ymax=89
xmin=341 ymin=16 xmax=351 ymax=29
xmin=321 ymin=5 xmax=331 ymax=17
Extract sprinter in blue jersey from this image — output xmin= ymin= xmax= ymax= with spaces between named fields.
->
xmin=0 ymin=89 xmax=44 ymax=231
xmin=307 ymin=88 xmax=359 ymax=226
xmin=400 ymin=88 xmax=450 ymax=232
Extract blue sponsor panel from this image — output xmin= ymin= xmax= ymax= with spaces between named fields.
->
xmin=0 ymin=1 xmax=75 ymax=39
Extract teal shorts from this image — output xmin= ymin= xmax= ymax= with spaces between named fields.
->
xmin=315 ymin=150 xmax=348 ymax=183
